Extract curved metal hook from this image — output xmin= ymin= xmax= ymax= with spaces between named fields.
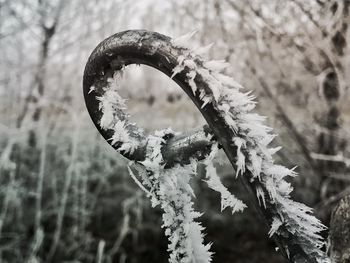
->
xmin=83 ymin=30 xmax=325 ymax=263
xmin=83 ymin=30 xmax=215 ymax=167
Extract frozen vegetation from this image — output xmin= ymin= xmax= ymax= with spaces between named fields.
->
xmin=96 ymin=32 xmax=330 ymax=263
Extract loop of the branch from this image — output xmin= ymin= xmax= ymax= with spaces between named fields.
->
xmin=83 ymin=30 xmax=329 ymax=263
xmin=83 ymin=30 xmax=215 ymax=167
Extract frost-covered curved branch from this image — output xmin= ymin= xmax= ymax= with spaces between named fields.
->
xmin=83 ymin=30 xmax=330 ymax=263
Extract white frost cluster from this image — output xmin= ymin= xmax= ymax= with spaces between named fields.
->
xmin=203 ymin=143 xmax=246 ymax=214
xmin=137 ymin=129 xmax=213 ymax=263
xmin=94 ymin=32 xmax=330 ymax=263
xmin=171 ymin=32 xmax=329 ymax=263
xmin=127 ymin=131 xmax=246 ymax=263
xmin=95 ymin=66 xmax=213 ymax=263
xmin=96 ymin=71 xmax=141 ymax=154
xmin=268 ymin=217 xmax=283 ymax=237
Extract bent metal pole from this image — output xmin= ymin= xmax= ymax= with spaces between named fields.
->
xmin=83 ymin=30 xmax=329 ymax=263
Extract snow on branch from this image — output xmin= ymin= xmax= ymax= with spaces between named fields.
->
xmin=136 ymin=129 xmax=213 ymax=263
xmin=203 ymin=143 xmax=247 ymax=214
xmin=88 ymin=30 xmax=330 ymax=263
xmin=95 ymin=71 xmax=243 ymax=262
xmin=96 ymin=71 xmax=143 ymax=155
xmin=169 ymin=31 xmax=330 ymax=263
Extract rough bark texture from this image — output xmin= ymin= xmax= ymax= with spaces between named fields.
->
xmin=330 ymin=195 xmax=350 ymax=263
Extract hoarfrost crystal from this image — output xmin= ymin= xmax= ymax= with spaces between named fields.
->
xmin=94 ymin=31 xmax=330 ymax=263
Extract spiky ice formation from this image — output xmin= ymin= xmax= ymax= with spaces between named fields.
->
xmin=170 ymin=32 xmax=330 ymax=263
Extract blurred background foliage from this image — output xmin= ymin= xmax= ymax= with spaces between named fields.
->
xmin=1 ymin=0 xmax=350 ymax=262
